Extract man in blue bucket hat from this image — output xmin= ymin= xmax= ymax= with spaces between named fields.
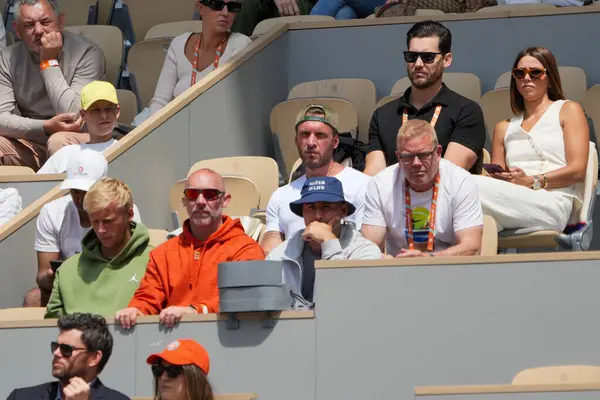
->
xmin=267 ymin=176 xmax=381 ymax=303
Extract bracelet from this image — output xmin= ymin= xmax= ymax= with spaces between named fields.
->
xmin=542 ymin=173 xmax=548 ymax=189
xmin=40 ymin=59 xmax=59 ymax=71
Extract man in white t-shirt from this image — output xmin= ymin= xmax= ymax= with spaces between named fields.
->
xmin=37 ymin=81 xmax=120 ymax=174
xmin=362 ymin=119 xmax=483 ymax=258
xmin=24 ymin=149 xmax=141 ymax=307
xmin=262 ymin=104 xmax=371 ymax=254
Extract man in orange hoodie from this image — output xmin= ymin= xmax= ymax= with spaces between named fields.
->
xmin=115 ymin=168 xmax=265 ymax=329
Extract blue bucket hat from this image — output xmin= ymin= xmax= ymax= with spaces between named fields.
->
xmin=289 ymin=176 xmax=356 ymax=217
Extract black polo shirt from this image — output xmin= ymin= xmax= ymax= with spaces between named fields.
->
xmin=366 ymin=83 xmax=486 ymax=174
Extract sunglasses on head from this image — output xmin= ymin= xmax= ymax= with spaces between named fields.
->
xmin=403 ymin=51 xmax=443 ymax=64
xmin=183 ymin=188 xmax=224 ymax=202
xmin=152 ymin=364 xmax=184 ymax=379
xmin=50 ymin=341 xmax=87 ymax=358
xmin=206 ymin=0 xmax=242 ymax=12
xmin=512 ymin=67 xmax=546 ymax=80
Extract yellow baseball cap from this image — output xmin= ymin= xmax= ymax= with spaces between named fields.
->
xmin=80 ymin=81 xmax=119 ymax=111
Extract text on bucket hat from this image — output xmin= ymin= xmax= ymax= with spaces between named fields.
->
xmin=80 ymin=81 xmax=119 ymax=111
xmin=146 ymin=339 xmax=210 ymax=375
xmin=295 ymin=104 xmax=339 ymax=133
xmin=60 ymin=149 xmax=108 ymax=192
xmin=289 ymin=176 xmax=355 ymax=217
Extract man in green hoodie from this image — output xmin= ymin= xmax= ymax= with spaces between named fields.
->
xmin=45 ymin=177 xmax=152 ymax=318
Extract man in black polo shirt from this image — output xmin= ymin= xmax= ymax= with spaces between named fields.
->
xmin=364 ymin=20 xmax=486 ymax=176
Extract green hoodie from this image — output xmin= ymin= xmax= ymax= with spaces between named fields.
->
xmin=45 ymin=222 xmax=152 ymax=318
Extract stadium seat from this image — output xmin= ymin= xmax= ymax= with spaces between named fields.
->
xmin=97 ymin=0 xmax=115 ymax=24
xmin=188 ymin=156 xmax=278 ymax=210
xmin=123 ymin=0 xmax=196 ymax=43
xmin=376 ymin=95 xmax=400 ymax=109
xmin=252 ymin=15 xmax=335 ymax=36
xmin=169 ymin=175 xmax=260 ymax=229
xmin=289 ymin=157 xmax=303 ymax=183
xmin=127 ymin=38 xmax=172 ymax=109
xmin=481 ymin=215 xmax=498 ymax=256
xmin=288 ymin=78 xmax=376 ymax=143
xmin=584 ymin=85 xmax=600 ymax=144
xmin=61 ymin=0 xmax=99 ymax=25
xmin=512 ymin=366 xmax=600 ymax=385
xmin=476 ymin=3 xmax=556 ymax=12
xmin=270 ymin=98 xmax=359 ymax=175
xmin=497 ymin=141 xmax=598 ymax=251
xmin=415 ymin=9 xmax=445 ymax=15
xmin=148 ymin=229 xmax=168 ymax=247
xmin=494 ymin=66 xmax=587 ymax=103
xmin=482 ymin=148 xmax=491 ymax=164
xmin=0 ymin=166 xmax=34 ymax=175
xmin=0 ymin=307 xmax=45 ymax=320
xmin=64 ymin=25 xmax=124 ymax=86
xmin=116 ymin=89 xmax=138 ymax=126
xmin=145 ymin=21 xmax=203 ymax=40
xmin=479 ymin=88 xmax=512 ymax=144
xmin=391 ymin=73 xmax=482 ymax=102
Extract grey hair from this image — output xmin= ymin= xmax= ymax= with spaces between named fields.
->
xmin=15 ymin=0 xmax=60 ymax=21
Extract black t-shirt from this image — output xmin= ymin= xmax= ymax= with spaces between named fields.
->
xmin=366 ymin=83 xmax=487 ymax=174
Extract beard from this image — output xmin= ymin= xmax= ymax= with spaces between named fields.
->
xmin=300 ymin=148 xmax=333 ymax=169
xmin=408 ymin=62 xmax=444 ymax=90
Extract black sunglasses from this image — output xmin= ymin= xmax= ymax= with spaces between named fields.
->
xmin=403 ymin=51 xmax=443 ymax=64
xmin=512 ymin=67 xmax=546 ymax=80
xmin=397 ymin=149 xmax=436 ymax=164
xmin=207 ymin=0 xmax=242 ymax=12
xmin=183 ymin=188 xmax=224 ymax=202
xmin=152 ymin=364 xmax=184 ymax=379
xmin=50 ymin=341 xmax=88 ymax=358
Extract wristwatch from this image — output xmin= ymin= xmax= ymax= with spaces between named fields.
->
xmin=532 ymin=175 xmax=543 ymax=190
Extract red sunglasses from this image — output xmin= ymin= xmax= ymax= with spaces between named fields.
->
xmin=183 ymin=188 xmax=223 ymax=201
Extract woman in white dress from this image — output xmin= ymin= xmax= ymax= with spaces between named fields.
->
xmin=474 ymin=47 xmax=589 ymax=232
xmin=145 ymin=0 xmax=252 ymax=119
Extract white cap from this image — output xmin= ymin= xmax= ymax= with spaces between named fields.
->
xmin=60 ymin=149 xmax=108 ymax=192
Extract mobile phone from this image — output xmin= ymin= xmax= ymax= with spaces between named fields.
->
xmin=50 ymin=260 xmax=63 ymax=272
xmin=483 ymin=163 xmax=505 ymax=174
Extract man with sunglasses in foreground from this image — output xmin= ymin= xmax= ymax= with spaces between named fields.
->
xmin=8 ymin=313 xmax=129 ymax=400
xmin=364 ymin=20 xmax=486 ymax=176
xmin=115 ymin=168 xmax=264 ymax=329
xmin=361 ymin=119 xmax=483 ymax=258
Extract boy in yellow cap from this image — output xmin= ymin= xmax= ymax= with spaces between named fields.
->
xmin=37 ymin=81 xmax=121 ymax=174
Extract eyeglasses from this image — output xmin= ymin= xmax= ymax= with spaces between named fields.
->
xmin=183 ymin=188 xmax=224 ymax=202
xmin=512 ymin=67 xmax=546 ymax=80
xmin=403 ymin=51 xmax=443 ymax=64
xmin=397 ymin=149 xmax=436 ymax=164
xmin=50 ymin=341 xmax=88 ymax=358
xmin=151 ymin=364 xmax=184 ymax=379
xmin=206 ymin=0 xmax=242 ymax=12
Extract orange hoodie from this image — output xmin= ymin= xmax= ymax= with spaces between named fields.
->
xmin=128 ymin=216 xmax=265 ymax=314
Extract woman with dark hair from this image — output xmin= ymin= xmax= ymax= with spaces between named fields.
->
xmin=147 ymin=339 xmax=214 ymax=400
xmin=474 ymin=46 xmax=589 ymax=233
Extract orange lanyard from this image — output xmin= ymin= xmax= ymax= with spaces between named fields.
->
xmin=405 ymin=174 xmax=440 ymax=252
xmin=403 ymin=104 xmax=442 ymax=128
xmin=191 ymin=32 xmax=230 ymax=86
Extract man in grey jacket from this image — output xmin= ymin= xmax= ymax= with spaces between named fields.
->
xmin=267 ymin=176 xmax=381 ymax=302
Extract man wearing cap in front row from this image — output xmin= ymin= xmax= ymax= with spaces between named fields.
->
xmin=38 ymin=81 xmax=121 ymax=174
xmin=24 ymin=150 xmax=142 ymax=307
xmin=262 ymin=104 xmax=371 ymax=255
xmin=267 ymin=177 xmax=381 ymax=303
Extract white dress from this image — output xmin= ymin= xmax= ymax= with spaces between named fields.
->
xmin=474 ymin=100 xmax=582 ymax=232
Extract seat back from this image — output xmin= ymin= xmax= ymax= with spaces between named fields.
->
xmin=479 ymin=88 xmax=513 ymax=144
xmin=188 ymin=157 xmax=278 ymax=210
xmin=391 ymin=73 xmax=482 ymax=102
xmin=125 ymin=0 xmax=196 ymax=43
xmin=495 ymin=66 xmax=587 ymax=103
xmin=252 ymin=15 xmax=334 ymax=35
xmin=64 ymin=25 xmax=123 ymax=86
xmin=0 ymin=307 xmax=45 ymax=321
xmin=288 ymin=78 xmax=376 ymax=143
xmin=512 ymin=365 xmax=600 ymax=385
xmin=289 ymin=157 xmax=303 ymax=183
xmin=481 ymin=215 xmax=498 ymax=256
xmin=0 ymin=166 xmax=35 ymax=175
xmin=145 ymin=20 xmax=203 ymax=40
xmin=270 ymin=98 xmax=359 ymax=175
xmin=127 ymin=38 xmax=172 ymax=109
xmin=376 ymin=95 xmax=400 ymax=109
xmin=61 ymin=0 xmax=98 ymax=25
xmin=482 ymin=148 xmax=491 ymax=164
xmin=573 ymin=142 xmax=598 ymax=224
xmin=97 ymin=0 xmax=115 ymax=24
xmin=476 ymin=3 xmax=555 ymax=12
xmin=147 ymin=229 xmax=168 ymax=247
xmin=584 ymin=85 xmax=600 ymax=144
xmin=116 ymin=89 xmax=138 ymax=125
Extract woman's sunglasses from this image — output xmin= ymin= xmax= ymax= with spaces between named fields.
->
xmin=206 ymin=0 xmax=242 ymax=12
xmin=183 ymin=188 xmax=224 ymax=202
xmin=50 ymin=341 xmax=87 ymax=358
xmin=403 ymin=51 xmax=443 ymax=64
xmin=512 ymin=67 xmax=546 ymax=80
xmin=152 ymin=364 xmax=184 ymax=379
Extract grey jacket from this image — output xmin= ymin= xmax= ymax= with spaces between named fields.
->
xmin=267 ymin=224 xmax=381 ymax=298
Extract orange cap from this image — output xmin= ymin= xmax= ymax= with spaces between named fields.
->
xmin=146 ymin=339 xmax=210 ymax=375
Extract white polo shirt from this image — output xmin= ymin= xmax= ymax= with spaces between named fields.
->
xmin=363 ymin=159 xmax=482 ymax=256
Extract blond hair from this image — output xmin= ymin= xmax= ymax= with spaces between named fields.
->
xmin=84 ymin=177 xmax=134 ymax=215
xmin=396 ymin=119 xmax=439 ymax=148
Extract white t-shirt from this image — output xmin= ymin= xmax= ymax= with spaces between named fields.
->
xmin=34 ymin=195 xmax=142 ymax=259
xmin=37 ymin=139 xmax=118 ymax=174
xmin=363 ymin=159 xmax=482 ymax=256
xmin=266 ymin=167 xmax=371 ymax=238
